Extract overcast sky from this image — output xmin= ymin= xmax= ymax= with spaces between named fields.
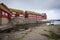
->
xmin=0 ymin=0 xmax=60 ymax=20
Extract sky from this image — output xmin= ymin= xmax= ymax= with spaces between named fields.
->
xmin=0 ymin=0 xmax=60 ymax=20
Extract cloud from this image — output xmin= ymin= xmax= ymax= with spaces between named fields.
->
xmin=46 ymin=10 xmax=60 ymax=20
xmin=49 ymin=0 xmax=60 ymax=10
xmin=0 ymin=0 xmax=60 ymax=10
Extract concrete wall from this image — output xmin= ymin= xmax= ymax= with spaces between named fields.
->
xmin=1 ymin=18 xmax=9 ymax=25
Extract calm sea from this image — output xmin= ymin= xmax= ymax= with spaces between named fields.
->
xmin=53 ymin=21 xmax=60 ymax=24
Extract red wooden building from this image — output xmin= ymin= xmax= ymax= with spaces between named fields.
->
xmin=0 ymin=3 xmax=12 ymax=25
xmin=10 ymin=8 xmax=24 ymax=18
xmin=25 ymin=11 xmax=36 ymax=20
xmin=25 ymin=11 xmax=43 ymax=21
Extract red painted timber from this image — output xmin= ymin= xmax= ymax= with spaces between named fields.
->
xmin=0 ymin=10 xmax=2 ymax=25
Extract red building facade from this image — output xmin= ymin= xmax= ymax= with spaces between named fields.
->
xmin=0 ymin=3 xmax=12 ymax=25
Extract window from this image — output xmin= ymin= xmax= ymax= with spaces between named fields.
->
xmin=5 ymin=13 xmax=8 ymax=16
xmin=2 ymin=11 xmax=5 ymax=15
xmin=19 ymin=14 xmax=23 ymax=16
xmin=13 ymin=12 xmax=16 ymax=14
xmin=12 ymin=14 xmax=15 ymax=17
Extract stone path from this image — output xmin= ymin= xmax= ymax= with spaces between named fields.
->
xmin=23 ymin=26 xmax=51 ymax=40
xmin=0 ymin=25 xmax=53 ymax=40
xmin=0 ymin=29 xmax=31 ymax=40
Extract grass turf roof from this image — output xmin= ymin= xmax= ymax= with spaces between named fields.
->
xmin=10 ymin=8 xmax=24 ymax=14
xmin=26 ymin=11 xmax=42 ymax=16
xmin=10 ymin=8 xmax=42 ymax=16
xmin=0 ymin=3 xmax=12 ymax=14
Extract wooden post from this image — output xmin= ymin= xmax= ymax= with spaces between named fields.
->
xmin=0 ymin=10 xmax=2 ymax=25
xmin=15 ymin=12 xmax=19 ymax=17
xmin=25 ymin=11 xmax=28 ymax=18
xmin=8 ymin=13 xmax=11 ymax=20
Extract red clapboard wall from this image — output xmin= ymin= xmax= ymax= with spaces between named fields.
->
xmin=19 ymin=14 xmax=24 ymax=18
xmin=0 ymin=10 xmax=2 ymax=25
xmin=0 ymin=10 xmax=11 ymax=25
xmin=25 ymin=11 xmax=36 ymax=20
xmin=12 ymin=12 xmax=24 ymax=18
xmin=28 ymin=14 xmax=36 ymax=20
xmin=2 ymin=11 xmax=8 ymax=18
xmin=36 ymin=16 xmax=42 ymax=21
xmin=1 ymin=11 xmax=11 ymax=20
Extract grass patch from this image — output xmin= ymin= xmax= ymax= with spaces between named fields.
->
xmin=49 ymin=31 xmax=60 ymax=40
xmin=18 ymin=37 xmax=23 ymax=40
xmin=57 ymin=28 xmax=60 ymax=33
xmin=17 ymin=33 xmax=27 ymax=40
xmin=41 ymin=31 xmax=60 ymax=40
